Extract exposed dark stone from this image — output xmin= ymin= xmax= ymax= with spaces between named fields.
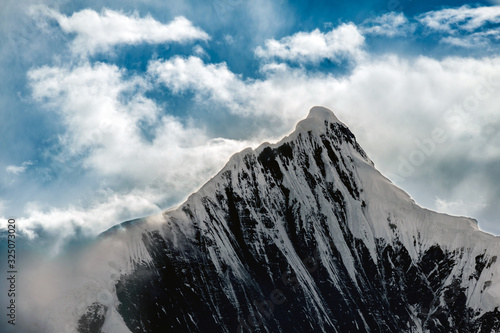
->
xmin=77 ymin=303 xmax=107 ymax=333
xmin=322 ymin=137 xmax=360 ymax=200
xmin=276 ymin=142 xmax=294 ymax=161
xmin=258 ymin=146 xmax=283 ymax=181
xmin=473 ymin=253 xmax=487 ymax=280
xmin=488 ymin=255 xmax=498 ymax=268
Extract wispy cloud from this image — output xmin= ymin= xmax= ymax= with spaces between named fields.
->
xmin=361 ymin=12 xmax=415 ymax=37
xmin=417 ymin=5 xmax=500 ymax=33
xmin=30 ymin=6 xmax=210 ymax=56
xmin=416 ymin=5 xmax=500 ymax=48
xmin=440 ymin=28 xmax=500 ymax=47
xmin=6 ymin=160 xmax=33 ymax=175
xmin=358 ymin=6 xmax=500 ymax=48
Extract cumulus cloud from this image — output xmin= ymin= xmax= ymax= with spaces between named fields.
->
xmin=27 ymin=61 xmax=251 ymax=184
xmin=254 ymin=23 xmax=365 ymax=64
xmin=31 ymin=6 xmax=209 ymax=56
xmin=149 ymin=56 xmax=249 ymax=113
xmin=24 ymin=61 xmax=253 ymax=250
xmin=361 ymin=12 xmax=414 ymax=37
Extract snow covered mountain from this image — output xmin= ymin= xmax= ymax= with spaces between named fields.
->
xmin=53 ymin=106 xmax=500 ymax=333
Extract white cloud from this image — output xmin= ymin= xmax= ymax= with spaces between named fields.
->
xmin=28 ymin=63 xmax=148 ymax=157
xmin=25 ymin=61 xmax=253 ymax=250
xmin=149 ymin=56 xmax=248 ymax=112
xmin=6 ymin=165 xmax=27 ymax=175
xmin=254 ymin=23 xmax=365 ymax=63
xmin=28 ymin=61 xmax=252 ymax=188
xmin=414 ymin=5 xmax=500 ymax=48
xmin=21 ymin=189 xmax=162 ymax=252
xmin=417 ymin=5 xmax=500 ymax=33
xmin=440 ymin=35 xmax=486 ymax=48
xmin=193 ymin=45 xmax=208 ymax=58
xmin=6 ymin=161 xmax=33 ymax=175
xmin=149 ymin=55 xmax=346 ymax=121
xmin=31 ymin=6 xmax=209 ymax=56
xmin=440 ymin=29 xmax=500 ymax=47
xmin=361 ymin=12 xmax=414 ymax=37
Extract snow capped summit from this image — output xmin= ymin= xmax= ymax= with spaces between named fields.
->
xmin=45 ymin=107 xmax=500 ymax=333
xmin=307 ymin=105 xmax=342 ymax=123
xmin=300 ymin=105 xmax=342 ymax=129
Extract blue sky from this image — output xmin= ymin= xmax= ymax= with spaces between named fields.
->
xmin=1 ymin=0 xmax=500 ymax=252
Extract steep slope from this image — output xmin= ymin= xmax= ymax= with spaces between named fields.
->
xmin=70 ymin=106 xmax=500 ymax=333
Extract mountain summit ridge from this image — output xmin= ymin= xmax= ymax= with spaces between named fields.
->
xmin=46 ymin=106 xmax=500 ymax=333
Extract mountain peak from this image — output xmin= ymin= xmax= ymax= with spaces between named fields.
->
xmin=307 ymin=105 xmax=340 ymax=122
xmin=294 ymin=106 xmax=341 ymax=133
xmin=50 ymin=106 xmax=500 ymax=333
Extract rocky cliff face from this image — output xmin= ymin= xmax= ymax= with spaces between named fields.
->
xmin=74 ymin=107 xmax=500 ymax=333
